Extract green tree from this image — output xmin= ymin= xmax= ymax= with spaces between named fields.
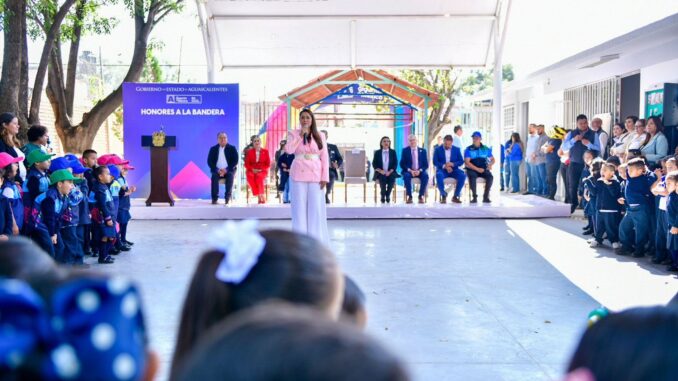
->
xmin=401 ymin=65 xmax=514 ymax=149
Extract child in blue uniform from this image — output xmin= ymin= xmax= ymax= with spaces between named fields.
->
xmin=118 ymin=163 xmax=136 ymax=247
xmin=22 ymin=150 xmax=55 ymax=236
xmin=617 ymin=158 xmax=659 ymax=257
xmin=33 ymin=169 xmax=79 ymax=260
xmin=579 ymin=150 xmax=595 ymax=235
xmin=582 ymin=158 xmax=604 ymax=239
xmin=0 ymin=167 xmax=14 ymax=240
xmin=0 ymin=152 xmax=24 ymax=235
xmin=651 ymin=158 xmax=676 ymax=265
xmin=107 ymin=164 xmax=128 ymax=254
xmin=65 ymin=154 xmax=93 ymax=260
xmin=665 ymin=171 xmax=678 ymax=272
xmin=90 ymin=165 xmax=116 ymax=264
xmin=589 ymin=163 xmax=622 ymax=248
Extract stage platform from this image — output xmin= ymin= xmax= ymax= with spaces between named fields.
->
xmin=132 ymin=194 xmax=570 ymax=220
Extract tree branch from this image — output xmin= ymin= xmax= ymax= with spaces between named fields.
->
xmin=65 ymin=0 xmax=85 ymax=117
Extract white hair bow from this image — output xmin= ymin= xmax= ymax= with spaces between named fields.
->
xmin=209 ymin=220 xmax=266 ymax=284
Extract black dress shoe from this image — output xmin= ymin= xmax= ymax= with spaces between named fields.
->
xmin=325 ymin=196 xmax=331 ymax=204
xmin=582 ymin=229 xmax=594 ymax=236
xmin=385 ymin=198 xmax=391 ymax=203
xmin=632 ymin=251 xmax=645 ymax=258
xmin=123 ymin=240 xmax=134 ymax=246
xmin=615 ymin=247 xmax=631 ymax=256
xmin=418 ymin=196 xmax=425 ymax=204
xmin=211 ymin=200 xmax=217 ymax=205
xmin=662 ymin=259 xmax=674 ymax=265
xmin=651 ymin=257 xmax=664 ymax=264
xmin=451 ymin=196 xmax=462 ymax=204
xmin=406 ymin=196 xmax=413 ymax=204
xmin=98 ymin=256 xmax=115 ymax=264
xmin=470 ymin=196 xmax=478 ymax=204
xmin=440 ymin=196 xmax=446 ymax=204
xmin=110 ymin=247 xmax=121 ymax=255
xmin=119 ymin=244 xmax=131 ymax=252
xmin=667 ymin=265 xmax=678 ymax=272
xmin=483 ymin=197 xmax=491 ymax=203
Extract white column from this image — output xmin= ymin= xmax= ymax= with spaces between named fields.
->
xmin=491 ymin=0 xmax=512 ymax=198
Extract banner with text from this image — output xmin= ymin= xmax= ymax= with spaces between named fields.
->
xmin=122 ymin=83 xmax=239 ymax=199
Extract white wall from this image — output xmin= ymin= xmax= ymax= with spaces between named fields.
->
xmin=639 ymin=57 xmax=678 ymax=118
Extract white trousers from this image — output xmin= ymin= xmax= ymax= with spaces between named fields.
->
xmin=290 ymin=179 xmax=329 ymax=245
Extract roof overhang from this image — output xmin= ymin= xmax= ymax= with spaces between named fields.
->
xmin=199 ymin=0 xmax=507 ymax=70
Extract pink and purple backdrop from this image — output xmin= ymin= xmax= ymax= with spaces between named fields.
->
xmin=122 ymin=83 xmax=239 ymax=199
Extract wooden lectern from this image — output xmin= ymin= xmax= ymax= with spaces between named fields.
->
xmin=142 ymin=135 xmax=176 ymax=206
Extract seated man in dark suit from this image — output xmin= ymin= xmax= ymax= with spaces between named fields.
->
xmin=400 ymin=134 xmax=429 ymax=204
xmin=433 ymin=134 xmax=466 ymax=204
xmin=372 ymin=136 xmax=399 ymax=204
xmin=464 ymin=131 xmax=495 ymax=204
xmin=207 ymin=132 xmax=239 ymax=204
xmin=322 ymin=130 xmax=343 ymax=204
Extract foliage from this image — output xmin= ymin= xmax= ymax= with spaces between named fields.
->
xmin=460 ymin=64 xmax=514 ymax=95
xmin=141 ymin=39 xmax=165 ymax=82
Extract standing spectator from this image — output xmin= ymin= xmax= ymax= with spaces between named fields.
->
xmin=625 ymin=118 xmax=648 ymax=154
xmin=322 ymin=130 xmax=343 ymax=204
xmin=562 ymin=114 xmax=600 ymax=213
xmin=534 ymin=124 xmax=550 ymax=196
xmin=502 ymin=136 xmax=512 ymax=191
xmin=524 ymin=124 xmax=539 ymax=194
xmin=21 ymin=125 xmax=50 ymax=156
xmin=591 ymin=117 xmax=609 ymax=159
xmin=641 ymin=116 xmax=669 ymax=167
xmin=609 ymin=122 xmax=628 ymax=158
xmin=207 ymin=132 xmax=239 ymax=205
xmin=464 ymin=131 xmax=495 ymax=203
xmin=543 ymin=126 xmax=565 ymax=200
xmin=506 ymin=133 xmax=524 ymax=193
xmin=451 ymin=125 xmax=467 ymax=152
xmin=0 ymin=113 xmax=26 ymax=183
xmin=372 ymin=136 xmax=399 ymax=204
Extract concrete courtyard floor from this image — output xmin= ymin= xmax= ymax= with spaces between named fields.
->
xmin=93 ymin=218 xmax=678 ymax=381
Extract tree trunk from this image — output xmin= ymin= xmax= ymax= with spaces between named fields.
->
xmin=28 ymin=0 xmax=78 ymax=125
xmin=52 ymin=0 xmax=155 ymax=153
xmin=0 ymin=0 xmax=26 ymax=124
xmin=65 ymin=0 xmax=85 ymax=117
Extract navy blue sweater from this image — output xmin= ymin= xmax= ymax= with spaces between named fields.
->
xmin=36 ymin=188 xmax=68 ymax=236
xmin=623 ymin=171 xmax=657 ymax=206
xmin=0 ymin=198 xmax=13 ymax=235
xmin=91 ymin=181 xmax=116 ymax=224
xmin=593 ymin=177 xmax=622 ymax=211
xmin=668 ymin=192 xmax=678 ymax=228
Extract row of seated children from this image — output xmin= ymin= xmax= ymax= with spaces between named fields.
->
xmin=0 ymin=149 xmax=136 ymax=266
xmin=579 ymin=151 xmax=678 ymax=272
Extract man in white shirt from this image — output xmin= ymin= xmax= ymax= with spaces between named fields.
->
xmin=591 ymin=117 xmax=609 ymax=158
xmin=208 ymin=132 xmax=239 ymax=204
xmin=452 ymin=125 xmax=467 ymax=151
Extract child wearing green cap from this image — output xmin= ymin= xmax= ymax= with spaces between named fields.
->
xmin=30 ymin=169 xmax=80 ymax=260
xmin=22 ymin=149 xmax=55 ymax=236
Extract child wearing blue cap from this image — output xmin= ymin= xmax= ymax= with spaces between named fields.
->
xmin=90 ymin=165 xmax=116 ymax=264
xmin=64 ymin=154 xmax=93 ymax=259
xmin=106 ymin=164 xmax=129 ymax=254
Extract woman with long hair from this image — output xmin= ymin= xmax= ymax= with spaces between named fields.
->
xmin=640 ymin=116 xmax=669 ymax=166
xmin=0 ymin=113 xmax=26 ymax=182
xmin=506 ymin=132 xmax=524 ymax=193
xmin=245 ymin=136 xmax=271 ymax=204
xmin=284 ymin=109 xmax=329 ymax=244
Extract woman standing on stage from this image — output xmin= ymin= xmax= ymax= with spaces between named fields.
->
xmin=245 ymin=136 xmax=271 ymax=204
xmin=285 ymin=109 xmax=329 ymax=244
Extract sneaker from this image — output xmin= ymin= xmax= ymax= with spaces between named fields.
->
xmin=611 ymin=242 xmax=622 ymax=250
xmin=589 ymin=241 xmax=601 ymax=248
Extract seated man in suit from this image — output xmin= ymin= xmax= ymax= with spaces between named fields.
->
xmin=207 ymin=132 xmax=239 ymax=205
xmin=433 ymin=134 xmax=466 ymax=204
xmin=400 ymin=134 xmax=429 ymax=204
xmin=322 ymin=130 xmax=343 ymax=204
xmin=372 ymin=136 xmax=399 ymax=204
xmin=464 ymin=131 xmax=495 ymax=204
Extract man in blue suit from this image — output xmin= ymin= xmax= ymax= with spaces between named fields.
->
xmin=400 ymin=134 xmax=429 ymax=204
xmin=433 ymin=135 xmax=466 ymax=204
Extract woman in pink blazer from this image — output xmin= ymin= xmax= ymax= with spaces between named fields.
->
xmin=285 ymin=109 xmax=329 ymax=244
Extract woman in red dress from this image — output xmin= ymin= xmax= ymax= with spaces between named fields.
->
xmin=245 ymin=137 xmax=271 ymax=204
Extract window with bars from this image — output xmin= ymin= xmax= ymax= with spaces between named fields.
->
xmin=564 ymin=77 xmax=619 ymax=130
